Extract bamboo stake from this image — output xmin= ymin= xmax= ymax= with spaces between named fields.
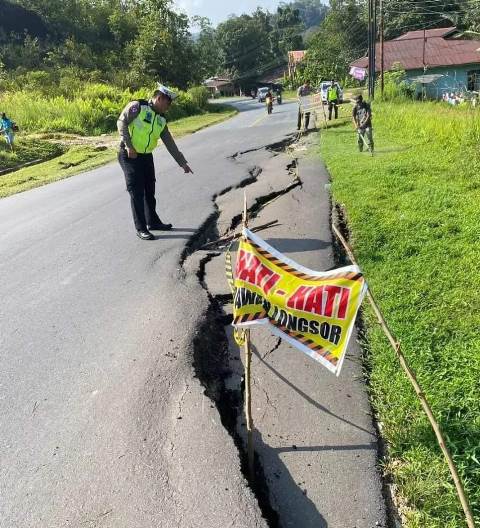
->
xmin=242 ymin=191 xmax=255 ymax=481
xmin=244 ymin=328 xmax=254 ymax=480
xmin=321 ymin=99 xmax=329 ymax=129
xmin=332 ymin=223 xmax=475 ymax=528
xmin=199 ymin=220 xmax=280 ymax=250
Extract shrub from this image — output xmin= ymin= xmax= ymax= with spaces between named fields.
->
xmin=0 ymin=82 xmax=214 ymax=135
xmin=378 ymin=68 xmax=416 ymax=101
xmin=187 ymin=86 xmax=209 ymax=109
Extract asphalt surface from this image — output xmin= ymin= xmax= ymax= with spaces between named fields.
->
xmin=0 ymin=98 xmax=297 ymax=528
xmin=0 ymin=98 xmax=386 ymax=527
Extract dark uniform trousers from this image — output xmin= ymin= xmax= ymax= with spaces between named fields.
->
xmin=118 ymin=148 xmax=162 ymax=231
xmin=297 ymin=109 xmax=310 ymax=130
xmin=328 ymin=100 xmax=338 ymax=120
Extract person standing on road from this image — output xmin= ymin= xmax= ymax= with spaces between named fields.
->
xmin=327 ymin=80 xmax=339 ymax=121
xmin=0 ymin=112 xmax=15 ymax=152
xmin=265 ymin=89 xmax=273 ymax=114
xmin=352 ymin=94 xmax=374 ymax=153
xmin=297 ymin=80 xmax=312 ymax=130
xmin=117 ymin=85 xmax=193 ymax=241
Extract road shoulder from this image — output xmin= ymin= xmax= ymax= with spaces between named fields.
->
xmin=190 ymin=132 xmax=388 ymax=526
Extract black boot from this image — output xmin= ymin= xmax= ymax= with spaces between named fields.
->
xmin=147 ymin=221 xmax=173 ymax=231
xmin=137 ymin=230 xmax=154 ymax=240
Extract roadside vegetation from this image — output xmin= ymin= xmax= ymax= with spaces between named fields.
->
xmin=0 ymin=101 xmax=236 ymax=198
xmin=0 ymin=138 xmax=64 ymax=172
xmin=319 ymin=99 xmax=480 ymax=527
xmin=0 ymin=57 xmax=238 ymax=198
xmin=0 ymin=80 xmax=213 ymax=135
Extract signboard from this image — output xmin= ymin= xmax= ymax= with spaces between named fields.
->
xmin=299 ymin=93 xmax=323 ymax=112
xmin=232 ymin=229 xmax=367 ymax=376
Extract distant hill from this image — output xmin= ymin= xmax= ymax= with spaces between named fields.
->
xmin=281 ymin=0 xmax=328 ymax=30
xmin=0 ymin=0 xmax=47 ymax=41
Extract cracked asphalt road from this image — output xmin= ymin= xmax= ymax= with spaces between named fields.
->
xmin=0 ymin=99 xmax=298 ymax=528
xmin=200 ymin=138 xmax=387 ymax=528
xmin=0 ymin=98 xmax=386 ymax=527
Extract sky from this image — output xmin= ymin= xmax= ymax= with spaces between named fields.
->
xmin=174 ymin=0 xmax=282 ymax=26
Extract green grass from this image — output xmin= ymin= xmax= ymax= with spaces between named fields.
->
xmin=318 ymin=101 xmax=480 ymax=527
xmin=0 ymin=138 xmax=64 ymax=171
xmin=0 ymin=146 xmax=116 ymax=198
xmin=0 ymin=106 xmax=237 ymax=198
xmin=0 ymin=83 xmax=211 ymax=135
xmin=282 ymin=89 xmax=298 ymax=100
xmin=168 ymin=104 xmax=237 ymax=137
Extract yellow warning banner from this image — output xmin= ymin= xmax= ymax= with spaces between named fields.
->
xmin=232 ymin=229 xmax=367 ymax=376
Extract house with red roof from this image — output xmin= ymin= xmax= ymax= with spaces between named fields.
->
xmin=350 ymin=27 xmax=480 ymax=98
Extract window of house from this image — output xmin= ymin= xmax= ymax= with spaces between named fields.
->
xmin=467 ymin=70 xmax=480 ymax=91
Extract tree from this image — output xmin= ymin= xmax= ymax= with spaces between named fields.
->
xmin=128 ymin=0 xmax=198 ymax=88
xmin=273 ymin=6 xmax=304 ymax=53
xmin=300 ymin=0 xmax=367 ymax=83
xmin=280 ymin=0 xmax=329 ymax=29
xmin=216 ymin=14 xmax=274 ymax=80
xmin=0 ymin=0 xmax=47 ymax=42
xmin=382 ymin=0 xmax=467 ymax=39
xmin=191 ymin=16 xmax=223 ymax=80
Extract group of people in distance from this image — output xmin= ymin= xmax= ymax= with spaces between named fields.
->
xmin=296 ymin=79 xmax=373 ymax=153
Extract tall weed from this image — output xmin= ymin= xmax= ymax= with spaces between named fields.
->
xmin=0 ymin=82 xmax=211 ymax=135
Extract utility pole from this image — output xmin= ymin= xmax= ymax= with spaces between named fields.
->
xmin=373 ymin=0 xmax=377 ymax=99
xmin=367 ymin=0 xmax=377 ymax=99
xmin=422 ymin=27 xmax=427 ymax=99
xmin=367 ymin=0 xmax=372 ymax=98
xmin=380 ymin=0 xmax=385 ymax=98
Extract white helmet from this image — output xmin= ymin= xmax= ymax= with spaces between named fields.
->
xmin=157 ymin=83 xmax=177 ymax=101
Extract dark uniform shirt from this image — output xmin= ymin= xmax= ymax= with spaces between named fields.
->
xmin=352 ymin=102 xmax=372 ymax=129
xmin=297 ymin=85 xmax=312 ymax=97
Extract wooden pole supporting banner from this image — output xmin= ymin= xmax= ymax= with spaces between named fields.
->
xmin=332 ymin=224 xmax=475 ymax=528
xmin=199 ymin=219 xmax=279 ymax=250
xmin=244 ymin=328 xmax=254 ymax=481
xmin=242 ymin=192 xmax=255 ymax=481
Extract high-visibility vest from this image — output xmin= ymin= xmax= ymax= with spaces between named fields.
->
xmin=128 ymin=100 xmax=167 ymax=154
xmin=327 ymin=86 xmax=338 ymax=102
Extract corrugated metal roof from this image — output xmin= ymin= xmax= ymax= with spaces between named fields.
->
xmin=351 ymin=27 xmax=480 ymax=71
xmin=288 ymin=50 xmax=306 ymax=63
xmin=394 ymin=27 xmax=457 ymax=40
xmin=203 ymin=78 xmax=233 ymax=88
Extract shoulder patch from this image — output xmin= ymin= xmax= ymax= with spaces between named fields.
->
xmin=128 ymin=102 xmax=141 ymax=117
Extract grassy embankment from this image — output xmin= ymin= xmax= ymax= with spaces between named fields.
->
xmin=0 ymin=84 xmax=236 ymax=198
xmin=319 ymin=101 xmax=480 ymax=527
xmin=282 ymin=88 xmax=298 ymax=100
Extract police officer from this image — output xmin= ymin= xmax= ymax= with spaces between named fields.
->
xmin=117 ymin=85 xmax=193 ymax=240
xmin=327 ymin=80 xmax=339 ymax=120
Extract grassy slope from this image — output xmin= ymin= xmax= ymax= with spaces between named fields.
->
xmin=319 ymin=102 xmax=480 ymax=527
xmin=168 ymin=104 xmax=237 ymax=137
xmin=282 ymin=89 xmax=298 ymax=101
xmin=0 ymin=139 xmax=65 ymax=171
xmin=0 ymin=106 xmax=237 ymax=199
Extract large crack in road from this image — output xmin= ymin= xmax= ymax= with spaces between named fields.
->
xmin=180 ymin=135 xmax=304 ymax=527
